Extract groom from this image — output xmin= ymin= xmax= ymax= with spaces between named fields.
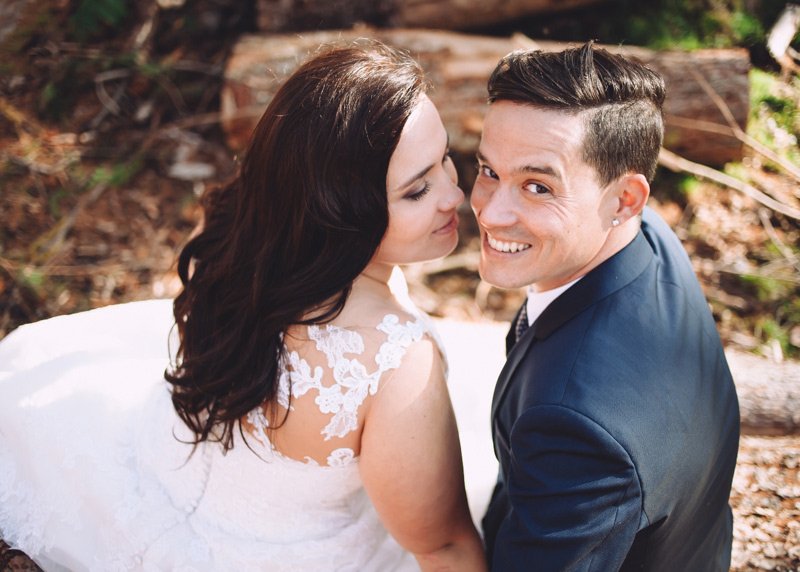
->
xmin=473 ymin=43 xmax=740 ymax=570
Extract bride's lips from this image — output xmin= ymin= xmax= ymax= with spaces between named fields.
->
xmin=434 ymin=214 xmax=459 ymax=234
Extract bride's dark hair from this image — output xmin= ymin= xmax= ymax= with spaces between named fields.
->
xmin=165 ymin=41 xmax=427 ymax=450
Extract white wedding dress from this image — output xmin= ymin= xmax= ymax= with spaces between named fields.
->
xmin=0 ymin=296 xmax=437 ymax=571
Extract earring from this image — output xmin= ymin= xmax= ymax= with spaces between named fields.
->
xmin=611 ymin=218 xmax=620 ymax=227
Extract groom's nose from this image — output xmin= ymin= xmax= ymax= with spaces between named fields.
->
xmin=472 ymin=184 xmax=517 ymax=229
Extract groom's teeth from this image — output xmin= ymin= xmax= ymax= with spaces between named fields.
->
xmin=487 ymin=234 xmax=531 ymax=253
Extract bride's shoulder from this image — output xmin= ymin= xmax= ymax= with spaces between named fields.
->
xmin=313 ymin=306 xmax=426 ymax=351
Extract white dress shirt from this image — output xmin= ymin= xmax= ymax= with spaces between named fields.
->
xmin=525 ymin=277 xmax=582 ymax=327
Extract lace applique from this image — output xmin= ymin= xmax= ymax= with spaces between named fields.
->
xmin=327 ymin=448 xmax=355 ymax=467
xmin=308 ymin=314 xmax=425 ymax=441
xmin=245 ymin=407 xmax=272 ymax=449
xmin=276 ymin=350 xmax=323 ymax=410
xmin=249 ymin=313 xmax=427 ymax=467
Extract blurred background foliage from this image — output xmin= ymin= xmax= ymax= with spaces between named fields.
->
xmin=501 ymin=0 xmax=788 ymax=52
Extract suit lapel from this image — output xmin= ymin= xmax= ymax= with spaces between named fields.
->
xmin=492 ymin=320 xmax=536 ymax=421
xmin=491 ymin=231 xmax=655 ymax=422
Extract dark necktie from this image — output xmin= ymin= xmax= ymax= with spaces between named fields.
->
xmin=514 ymin=305 xmax=529 ymax=343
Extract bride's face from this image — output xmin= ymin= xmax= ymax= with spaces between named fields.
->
xmin=373 ymin=94 xmax=463 ymax=266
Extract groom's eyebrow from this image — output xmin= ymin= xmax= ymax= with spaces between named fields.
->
xmin=476 ymin=150 xmax=560 ymax=181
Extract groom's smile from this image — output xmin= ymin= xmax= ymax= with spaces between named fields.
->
xmin=486 ymin=233 xmax=531 ymax=254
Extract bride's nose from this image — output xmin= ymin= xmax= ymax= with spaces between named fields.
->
xmin=440 ymin=179 xmax=464 ymax=211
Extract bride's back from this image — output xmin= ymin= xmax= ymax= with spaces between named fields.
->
xmin=249 ymin=278 xmax=437 ymax=467
xmin=131 ymin=282 xmax=435 ymax=569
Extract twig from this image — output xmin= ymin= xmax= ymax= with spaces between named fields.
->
xmin=94 ymin=69 xmax=132 ymax=116
xmin=131 ymin=0 xmax=159 ymax=62
xmin=28 ymin=182 xmax=110 ymax=264
xmin=664 ymin=114 xmax=736 ymax=138
xmin=685 ymin=69 xmax=800 ymax=183
xmin=658 ymin=147 xmax=800 ymax=221
xmin=757 ymin=208 xmax=800 ymax=273
xmin=153 ymin=74 xmax=188 ymax=114
xmin=663 ymin=114 xmax=800 ymax=190
xmin=0 ymin=256 xmax=163 ymax=277
xmin=0 ymin=96 xmax=43 ymax=135
xmin=134 ymin=105 xmax=266 ymax=148
xmin=715 ymin=266 xmax=800 ymax=286
xmin=688 ymin=68 xmax=742 ymax=133
xmin=92 ymin=69 xmax=132 ymax=129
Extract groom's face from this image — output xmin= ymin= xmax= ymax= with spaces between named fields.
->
xmin=471 ymin=101 xmax=620 ymax=292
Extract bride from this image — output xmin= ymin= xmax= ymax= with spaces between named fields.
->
xmin=0 ymin=40 xmax=487 ymax=571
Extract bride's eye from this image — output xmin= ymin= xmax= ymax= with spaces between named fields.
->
xmin=406 ymin=182 xmax=431 ymax=201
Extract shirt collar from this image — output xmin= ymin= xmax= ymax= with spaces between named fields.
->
xmin=526 ymin=277 xmax=582 ymax=327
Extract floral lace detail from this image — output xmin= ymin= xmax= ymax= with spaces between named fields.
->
xmin=255 ymin=313 xmax=427 ymax=466
xmin=276 ymin=350 xmax=323 ymax=410
xmin=375 ymin=315 xmax=426 ymax=371
xmin=327 ymin=448 xmax=356 ymax=467
xmin=309 ymin=314 xmax=425 ymax=441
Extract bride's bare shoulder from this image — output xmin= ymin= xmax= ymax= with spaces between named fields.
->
xmin=334 ymin=287 xmax=418 ymax=329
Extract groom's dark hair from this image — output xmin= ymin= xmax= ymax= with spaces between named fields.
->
xmin=487 ymin=41 xmax=666 ymax=186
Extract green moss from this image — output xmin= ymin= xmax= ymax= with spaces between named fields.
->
xmin=757 ymin=317 xmax=792 ymax=355
xmin=68 ymin=0 xmax=129 ymax=43
xmin=739 ymin=273 xmax=792 ymax=302
xmin=19 ymin=267 xmax=44 ymax=292
xmin=678 ymin=176 xmax=702 ymax=197
xmin=82 ymin=157 xmax=143 ymax=193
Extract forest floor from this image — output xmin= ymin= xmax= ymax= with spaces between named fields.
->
xmin=1 ymin=4 xmax=799 ymax=569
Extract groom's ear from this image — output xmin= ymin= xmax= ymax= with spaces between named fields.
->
xmin=614 ymin=173 xmax=650 ymax=222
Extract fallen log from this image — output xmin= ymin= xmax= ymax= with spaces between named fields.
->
xmin=254 ymin=0 xmax=609 ymax=32
xmin=391 ymin=0 xmax=607 ymax=29
xmin=726 ymin=349 xmax=800 ymax=436
xmin=221 ymin=29 xmax=750 ymax=166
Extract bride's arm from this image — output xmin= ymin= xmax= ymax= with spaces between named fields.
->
xmin=359 ymin=337 xmax=487 ymax=572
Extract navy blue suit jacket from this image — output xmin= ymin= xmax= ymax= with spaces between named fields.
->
xmin=482 ymin=208 xmax=740 ymax=571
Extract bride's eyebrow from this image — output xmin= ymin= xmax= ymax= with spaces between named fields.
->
xmin=392 ymin=133 xmax=450 ymax=193
xmin=394 ymin=163 xmax=435 ymax=193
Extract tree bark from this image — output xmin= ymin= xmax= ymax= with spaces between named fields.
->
xmin=222 ymin=29 xmax=750 ymax=166
xmin=255 ymin=0 xmax=609 ymax=32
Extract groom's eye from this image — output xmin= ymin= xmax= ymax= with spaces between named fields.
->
xmin=479 ymin=165 xmax=498 ymax=179
xmin=523 ymin=182 xmax=551 ymax=195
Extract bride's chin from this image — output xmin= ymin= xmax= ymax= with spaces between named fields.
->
xmin=412 ymin=245 xmax=459 ymax=266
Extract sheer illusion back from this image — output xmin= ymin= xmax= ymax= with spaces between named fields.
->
xmin=0 ymin=299 xmax=438 ymax=571
xmin=247 ymin=312 xmax=431 ymax=467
